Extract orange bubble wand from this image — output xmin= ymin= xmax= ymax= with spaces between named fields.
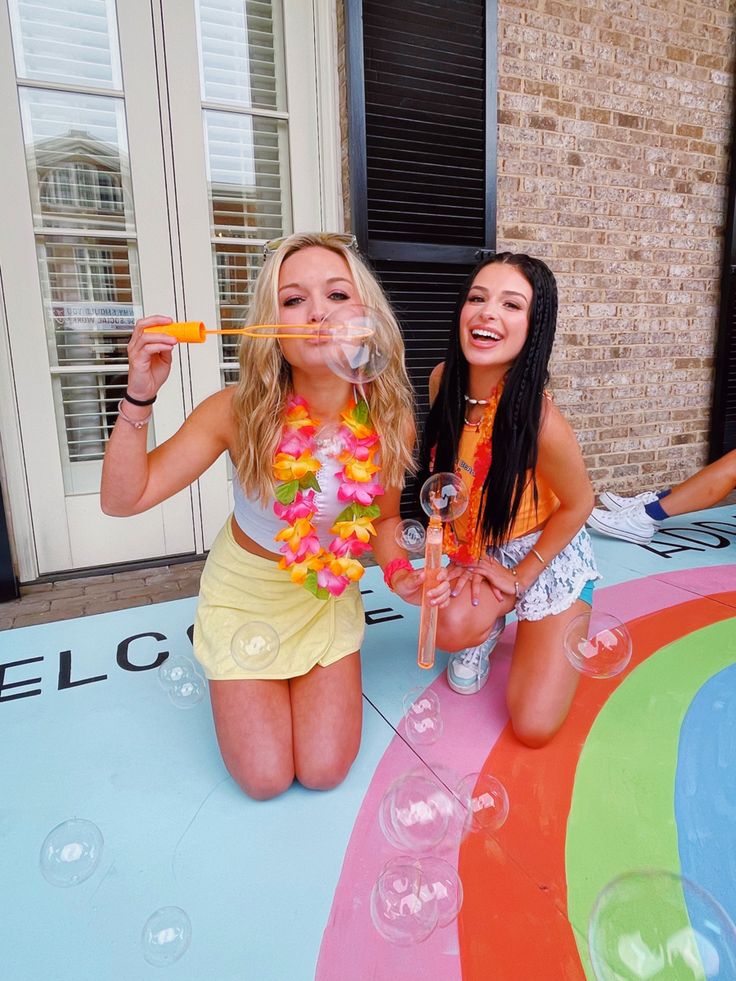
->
xmin=142 ymin=322 xmax=373 ymax=343
xmin=416 ymin=473 xmax=469 ymax=670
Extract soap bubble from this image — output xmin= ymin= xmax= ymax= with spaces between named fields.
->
xmin=402 ymin=687 xmax=443 ymax=746
xmin=158 ymin=655 xmax=196 ymax=690
xmin=383 ymin=855 xmax=463 ymax=928
xmin=419 ymin=472 xmax=469 ymax=523
xmin=395 ymin=519 xmax=426 ymax=554
xmin=39 ymin=819 xmax=103 ymax=887
xmin=141 ymin=906 xmax=192 ymax=967
xmin=168 ymin=676 xmax=206 ymax=709
xmin=370 ymin=865 xmax=439 ymax=945
xmin=563 ymin=610 xmax=632 ymax=679
xmin=379 ymin=770 xmax=454 ymax=853
xmin=231 ymin=622 xmax=280 ymax=672
xmin=456 ymin=771 xmax=509 ymax=834
xmin=313 ymin=422 xmax=348 ymax=458
xmin=318 ymin=305 xmax=390 ymax=385
xmin=588 ymin=870 xmax=736 ymax=980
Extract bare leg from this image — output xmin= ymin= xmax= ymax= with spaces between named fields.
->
xmin=505 ymin=599 xmax=589 ymax=747
xmin=290 ymin=651 xmax=363 ymax=790
xmin=659 ymin=449 xmax=736 ymax=517
xmin=209 ymin=678 xmax=295 ymax=800
xmin=435 ymin=578 xmax=515 ymax=652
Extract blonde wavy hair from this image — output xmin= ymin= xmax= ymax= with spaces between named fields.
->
xmin=232 ymin=232 xmax=415 ymax=501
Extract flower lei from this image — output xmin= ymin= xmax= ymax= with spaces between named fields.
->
xmin=443 ymin=386 xmax=501 ymax=565
xmin=273 ymin=395 xmax=383 ymax=599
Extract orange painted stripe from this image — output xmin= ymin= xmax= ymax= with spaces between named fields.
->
xmin=458 ymin=592 xmax=736 ymax=981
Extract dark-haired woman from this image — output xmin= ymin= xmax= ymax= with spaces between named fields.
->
xmin=417 ymin=253 xmax=599 ymax=747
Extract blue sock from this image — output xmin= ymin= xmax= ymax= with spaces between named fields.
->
xmin=645 ymin=492 xmax=670 ymax=521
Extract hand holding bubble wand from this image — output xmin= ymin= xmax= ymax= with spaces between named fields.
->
xmin=142 ymin=319 xmax=373 ymax=343
xmin=416 ymin=473 xmax=468 ymax=670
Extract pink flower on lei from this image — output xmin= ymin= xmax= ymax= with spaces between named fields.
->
xmin=279 ymin=531 xmax=322 ymax=564
xmin=337 ymin=477 xmax=384 ymax=506
xmin=277 ymin=428 xmax=313 ymax=458
xmin=273 ymin=490 xmax=318 ymax=524
xmin=329 ymin=535 xmax=372 ymax=559
xmin=317 ymin=567 xmax=350 ymax=596
xmin=341 ymin=430 xmax=378 ymax=461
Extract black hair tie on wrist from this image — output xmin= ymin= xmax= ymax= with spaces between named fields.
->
xmin=124 ymin=391 xmax=157 ymax=407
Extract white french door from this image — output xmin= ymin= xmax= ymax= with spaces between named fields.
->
xmin=0 ymin=0 xmax=342 ymax=578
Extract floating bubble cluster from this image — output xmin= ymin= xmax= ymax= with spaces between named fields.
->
xmin=158 ymin=655 xmax=206 ymax=708
xmin=402 ymin=687 xmax=444 ymax=746
xmin=383 ymin=855 xmax=464 ymax=929
xmin=39 ymin=818 xmax=103 ymax=887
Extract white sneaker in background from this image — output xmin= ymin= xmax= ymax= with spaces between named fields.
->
xmin=587 ymin=502 xmax=660 ymax=545
xmin=598 ymin=489 xmax=659 ymax=512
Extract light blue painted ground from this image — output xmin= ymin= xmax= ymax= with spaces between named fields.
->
xmin=1 ymin=506 xmax=734 ymax=980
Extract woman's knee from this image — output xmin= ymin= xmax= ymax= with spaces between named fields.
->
xmin=296 ymin=747 xmax=358 ymax=792
xmin=224 ymin=756 xmax=295 ymax=801
xmin=507 ymin=703 xmax=565 ymax=748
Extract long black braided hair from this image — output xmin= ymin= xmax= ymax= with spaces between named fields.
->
xmin=417 ymin=252 xmax=558 ymax=549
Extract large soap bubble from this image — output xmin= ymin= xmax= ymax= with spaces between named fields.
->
xmin=318 ymin=305 xmax=391 ymax=385
xmin=231 ymin=622 xmax=280 ymax=672
xmin=379 ymin=770 xmax=455 ymax=853
xmin=419 ymin=472 xmax=469 ymax=523
xmin=370 ymin=865 xmax=439 ymax=945
xmin=563 ymin=610 xmax=632 ymax=679
xmin=588 ymin=870 xmax=736 ymax=980
xmin=141 ymin=906 xmax=192 ymax=967
xmin=39 ymin=818 xmax=103 ymax=887
xmin=383 ymin=855 xmax=463 ymax=928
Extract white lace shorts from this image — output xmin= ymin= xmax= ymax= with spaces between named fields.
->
xmin=490 ymin=527 xmax=600 ymax=622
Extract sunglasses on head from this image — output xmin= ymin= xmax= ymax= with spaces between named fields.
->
xmin=262 ymin=233 xmax=358 ymax=261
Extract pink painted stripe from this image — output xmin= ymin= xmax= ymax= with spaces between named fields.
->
xmin=316 ymin=635 xmax=515 ymax=980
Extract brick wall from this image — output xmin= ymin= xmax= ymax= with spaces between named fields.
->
xmin=496 ymin=0 xmax=735 ymax=493
xmin=337 ymin=0 xmax=735 ymax=494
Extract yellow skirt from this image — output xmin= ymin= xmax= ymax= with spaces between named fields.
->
xmin=193 ymin=518 xmax=366 ymax=681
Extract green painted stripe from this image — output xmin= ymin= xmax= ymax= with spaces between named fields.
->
xmin=566 ymin=618 xmax=736 ymax=979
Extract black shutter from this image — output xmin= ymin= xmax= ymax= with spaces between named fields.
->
xmin=346 ymin=0 xmax=497 ymax=512
xmin=711 ymin=97 xmax=736 ymax=459
xmin=0 ymin=482 xmax=19 ymax=601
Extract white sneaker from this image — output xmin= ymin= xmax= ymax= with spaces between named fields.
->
xmin=446 ymin=617 xmax=505 ymax=695
xmin=598 ymin=489 xmax=659 ymax=512
xmin=587 ymin=502 xmax=660 ymax=544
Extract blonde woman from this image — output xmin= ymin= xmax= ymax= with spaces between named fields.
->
xmin=101 ymin=232 xmax=448 ymax=799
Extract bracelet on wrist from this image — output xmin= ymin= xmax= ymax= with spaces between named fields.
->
xmin=117 ymin=399 xmax=152 ymax=429
xmin=510 ymin=565 xmax=522 ymax=599
xmin=530 ymin=546 xmax=545 ymax=567
xmin=384 ymin=558 xmax=413 ymax=591
xmin=124 ymin=391 xmax=157 ymax=407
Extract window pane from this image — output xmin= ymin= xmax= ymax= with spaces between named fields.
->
xmin=205 ymin=110 xmax=287 ymax=241
xmin=212 ymin=242 xmax=261 ymax=362
xmin=20 ymin=88 xmax=135 ymax=232
xmin=8 ymin=0 xmax=122 ymax=89
xmin=197 ymin=0 xmax=282 ymax=110
xmin=38 ymin=235 xmax=141 ymax=367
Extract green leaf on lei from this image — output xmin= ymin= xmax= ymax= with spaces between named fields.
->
xmin=300 ymin=472 xmax=321 ymax=493
xmin=275 ymin=480 xmax=299 ymax=505
xmin=304 ymin=570 xmax=329 ymax=601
